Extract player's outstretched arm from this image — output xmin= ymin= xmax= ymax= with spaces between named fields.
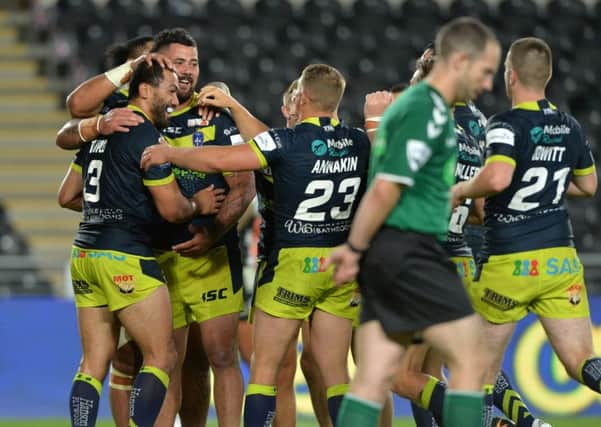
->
xmin=56 ymin=108 xmax=144 ymax=150
xmin=141 ymin=143 xmax=263 ymax=174
xmin=363 ymin=91 xmax=393 ymax=144
xmin=66 ymin=53 xmax=174 ymax=118
xmin=57 ymin=165 xmax=83 ymax=212
xmin=148 ymin=181 xmax=225 ymax=223
xmin=198 ymin=86 xmax=268 ymax=141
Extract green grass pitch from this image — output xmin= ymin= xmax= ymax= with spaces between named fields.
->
xmin=1 ymin=418 xmax=600 ymax=426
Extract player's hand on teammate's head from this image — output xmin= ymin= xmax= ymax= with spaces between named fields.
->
xmin=198 ymin=86 xmax=237 ymax=110
xmin=132 ymin=53 xmax=174 ymax=73
xmin=172 ymin=224 xmax=213 ymax=257
xmin=323 ymin=245 xmax=362 ymax=287
xmin=140 ymin=142 xmax=172 ymax=171
xmin=364 ymin=91 xmax=393 ymax=119
xmin=192 ymin=184 xmax=226 ymax=215
xmin=98 ymin=107 xmax=144 ymax=136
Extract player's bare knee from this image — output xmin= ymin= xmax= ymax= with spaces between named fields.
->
xmin=207 ymin=348 xmax=237 ymax=370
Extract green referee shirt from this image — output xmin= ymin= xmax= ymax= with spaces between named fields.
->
xmin=369 ymin=81 xmax=457 ymax=241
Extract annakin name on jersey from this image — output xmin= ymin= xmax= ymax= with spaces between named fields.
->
xmin=248 ymin=117 xmax=371 ymax=249
xmin=482 ymin=99 xmax=596 ymax=256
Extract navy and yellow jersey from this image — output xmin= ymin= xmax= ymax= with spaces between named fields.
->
xmin=151 ymin=93 xmax=244 ymax=250
xmin=72 ymin=105 xmax=175 ymax=257
xmin=248 ymin=117 xmax=371 ymax=249
xmin=444 ymin=124 xmax=483 ymax=257
xmin=254 ymin=168 xmax=275 ymax=259
xmin=482 ymin=99 xmax=596 ymax=256
xmin=454 ymin=101 xmax=487 ymax=150
xmin=100 ymin=88 xmax=129 ymax=114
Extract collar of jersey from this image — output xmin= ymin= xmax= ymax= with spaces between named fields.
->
xmin=169 ymin=92 xmax=200 ymax=117
xmin=513 ymin=100 xmax=557 ymax=111
xmin=127 ymin=104 xmax=150 ymax=121
xmin=298 ymin=117 xmax=340 ymax=127
xmin=118 ymin=87 xmax=129 ymax=97
xmin=454 ymin=101 xmax=467 ymax=107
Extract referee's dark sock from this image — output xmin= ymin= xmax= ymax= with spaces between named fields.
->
xmin=578 ymin=357 xmax=601 ymax=393
xmin=69 ymin=371 xmax=102 ymax=427
xmin=129 ymin=365 xmax=169 ymax=427
xmin=243 ymin=383 xmax=277 ymax=427
xmin=418 ymin=375 xmax=445 ymax=426
xmin=411 ymin=402 xmax=438 ymax=427
xmin=336 ymin=393 xmax=382 ymax=427
xmin=494 ymin=370 xmax=536 ymax=426
xmin=443 ymin=390 xmax=483 ymax=427
xmin=327 ymin=383 xmax=349 ymax=424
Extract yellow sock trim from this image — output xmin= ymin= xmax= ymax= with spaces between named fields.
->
xmin=139 ymin=365 xmax=169 ymax=389
xmin=247 ymin=383 xmax=277 ymax=396
xmin=577 ymin=358 xmax=588 ymax=384
xmin=73 ymin=372 xmax=103 ymax=396
xmin=326 ymin=383 xmax=349 ymax=399
xmin=419 ymin=375 xmax=439 ymax=409
xmin=129 ymin=420 xmax=138 ymax=427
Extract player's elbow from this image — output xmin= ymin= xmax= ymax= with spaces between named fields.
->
xmin=57 ymin=189 xmax=79 ymax=209
xmin=158 ymin=205 xmax=190 ymax=224
xmin=488 ymin=174 xmax=511 ymax=194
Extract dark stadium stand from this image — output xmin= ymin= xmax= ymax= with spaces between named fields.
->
xmin=0 ymin=201 xmax=53 ymax=296
xmin=8 ymin=0 xmax=601 ymax=292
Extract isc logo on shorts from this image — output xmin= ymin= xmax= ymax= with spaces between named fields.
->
xmin=303 ymin=257 xmax=326 ymax=273
xmin=201 ymin=288 xmax=227 ymax=302
xmin=113 ymin=275 xmax=135 ymax=294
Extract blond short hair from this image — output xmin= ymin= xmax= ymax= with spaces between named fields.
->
xmin=298 ymin=64 xmax=346 ymax=112
xmin=508 ymin=37 xmax=552 ymax=89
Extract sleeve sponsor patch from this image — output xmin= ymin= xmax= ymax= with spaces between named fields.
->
xmin=230 ymin=134 xmax=244 ymax=146
xmin=406 ymin=139 xmax=432 ymax=172
xmin=486 ymin=127 xmax=515 ymax=147
xmin=253 ymin=131 xmax=277 ymax=151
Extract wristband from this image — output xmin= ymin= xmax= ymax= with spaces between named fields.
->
xmin=104 ymin=61 xmax=133 ymax=87
xmin=364 ymin=116 xmax=382 ymax=122
xmin=78 ymin=116 xmax=100 ymax=142
xmin=96 ymin=115 xmax=103 ymax=134
xmin=346 ymin=240 xmax=367 ymax=255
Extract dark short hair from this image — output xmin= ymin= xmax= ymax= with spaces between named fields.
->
xmin=152 ymin=28 xmax=197 ymax=53
xmin=128 ymin=59 xmax=168 ymax=100
xmin=105 ymin=35 xmax=154 ymax=68
xmin=435 ymin=17 xmax=497 ymax=60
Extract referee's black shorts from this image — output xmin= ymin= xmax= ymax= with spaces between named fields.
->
xmin=359 ymin=227 xmax=474 ymax=335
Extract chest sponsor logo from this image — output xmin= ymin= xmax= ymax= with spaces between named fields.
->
xmin=303 ymin=257 xmax=327 ymax=273
xmin=530 ymin=125 xmax=570 ymax=145
xmin=311 ymin=139 xmax=328 ymax=156
xmin=112 ymin=274 xmax=135 ymax=294
xmin=273 ymin=286 xmax=311 ymax=308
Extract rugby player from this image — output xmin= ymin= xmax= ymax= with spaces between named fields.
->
xmin=325 ymin=17 xmax=501 ymax=427
xmin=57 ymin=59 xmax=223 ymax=427
xmin=141 ymin=63 xmax=382 ymax=426
xmin=451 ymin=36 xmax=599 ymax=422
xmin=57 ymin=28 xmax=254 ymax=426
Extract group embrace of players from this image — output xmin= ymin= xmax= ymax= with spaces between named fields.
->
xmin=55 ymin=15 xmax=600 ymax=427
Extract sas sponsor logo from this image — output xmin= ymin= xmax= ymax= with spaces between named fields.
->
xmin=201 ymin=288 xmax=227 ymax=302
xmin=481 ymin=288 xmax=519 ymax=311
xmin=512 ymin=259 xmax=539 ymax=276
xmin=71 ymin=248 xmax=126 ymax=262
xmin=112 ymin=274 xmax=135 ymax=294
xmin=273 ymin=286 xmax=311 ymax=308
xmin=303 ymin=257 xmax=326 ymax=273
xmin=72 ymin=280 xmax=93 ymax=295
xmin=567 ymin=284 xmax=582 ymax=306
